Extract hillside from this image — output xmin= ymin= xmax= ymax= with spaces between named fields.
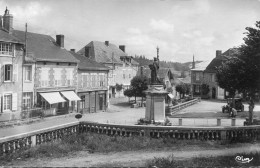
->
xmin=133 ymin=55 xmax=201 ymax=72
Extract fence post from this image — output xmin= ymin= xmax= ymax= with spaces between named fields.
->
xmin=179 ymin=118 xmax=182 ymax=126
xmin=31 ymin=135 xmax=37 ymax=147
xmin=217 ymin=118 xmax=221 ymax=126
xmin=231 ymin=118 xmax=236 ymax=126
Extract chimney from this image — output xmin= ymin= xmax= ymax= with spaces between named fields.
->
xmin=85 ymin=46 xmax=90 ymax=58
xmin=105 ymin=41 xmax=109 ymax=46
xmin=56 ymin=35 xmax=64 ymax=48
xmin=70 ymin=49 xmax=75 ymax=52
xmin=3 ymin=7 xmax=13 ymax=34
xmin=140 ymin=66 xmax=144 ymax=76
xmin=192 ymin=55 xmax=195 ymax=69
xmin=216 ymin=50 xmax=222 ymax=58
xmin=119 ymin=45 xmax=125 ymax=52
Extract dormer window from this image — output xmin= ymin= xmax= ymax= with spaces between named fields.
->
xmin=0 ymin=43 xmax=13 ymax=56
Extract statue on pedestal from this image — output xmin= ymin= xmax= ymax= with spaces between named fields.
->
xmin=149 ymin=57 xmax=160 ymax=84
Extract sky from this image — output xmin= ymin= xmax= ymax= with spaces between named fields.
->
xmin=0 ymin=0 xmax=260 ymax=63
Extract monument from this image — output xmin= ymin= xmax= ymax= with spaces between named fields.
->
xmin=144 ymin=47 xmax=168 ymax=123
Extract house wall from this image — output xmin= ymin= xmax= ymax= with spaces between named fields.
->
xmin=35 ymin=62 xmax=77 ymax=91
xmin=34 ymin=62 xmax=78 ymax=114
xmin=191 ymin=70 xmax=204 ymax=96
xmin=106 ymin=63 xmax=138 ymax=98
xmin=0 ymin=43 xmax=24 ymax=121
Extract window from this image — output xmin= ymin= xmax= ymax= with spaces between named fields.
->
xmin=195 ymin=72 xmax=200 ymax=81
xmin=211 ymin=74 xmax=215 ymax=82
xmin=53 ymin=68 xmax=62 ymax=86
xmin=24 ymin=66 xmax=32 ymax=81
xmin=66 ymin=69 xmax=73 ymax=86
xmin=0 ymin=43 xmax=13 ymax=56
xmin=3 ymin=94 xmax=12 ymax=111
xmin=4 ymin=64 xmax=12 ymax=81
xmin=123 ymin=74 xmax=125 ymax=79
xmin=195 ymin=85 xmax=200 ymax=93
xmin=40 ymin=68 xmax=49 ymax=87
xmin=22 ymin=92 xmax=33 ymax=109
xmin=129 ymin=74 xmax=131 ymax=78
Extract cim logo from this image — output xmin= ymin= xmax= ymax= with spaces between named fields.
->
xmin=235 ymin=156 xmax=253 ymax=163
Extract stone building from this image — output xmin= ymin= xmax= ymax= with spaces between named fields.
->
xmin=0 ymin=8 xmax=36 ymax=120
xmin=13 ymin=31 xmax=80 ymax=116
xmin=70 ymin=50 xmax=109 ymax=113
xmin=77 ymin=41 xmax=139 ymax=98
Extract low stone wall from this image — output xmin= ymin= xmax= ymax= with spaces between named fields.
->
xmin=0 ymin=120 xmax=260 ymax=156
xmin=0 ymin=121 xmax=79 ymax=156
xmin=79 ymin=122 xmax=260 ymax=142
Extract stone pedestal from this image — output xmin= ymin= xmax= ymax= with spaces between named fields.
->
xmin=144 ymin=85 xmax=168 ymax=122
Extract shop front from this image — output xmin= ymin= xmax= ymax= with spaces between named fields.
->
xmin=77 ymin=90 xmax=107 ymax=114
xmin=37 ymin=91 xmax=80 ymax=116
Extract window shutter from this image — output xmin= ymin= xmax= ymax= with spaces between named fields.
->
xmin=0 ymin=64 xmax=3 ymax=82
xmin=13 ymin=64 xmax=18 ymax=82
xmin=0 ymin=64 xmax=1 ymax=83
xmin=0 ymin=94 xmax=2 ymax=113
xmin=12 ymin=93 xmax=17 ymax=111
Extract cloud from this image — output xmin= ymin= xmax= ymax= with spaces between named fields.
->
xmin=127 ymin=27 xmax=142 ymax=35
xmin=150 ymin=19 xmax=174 ymax=32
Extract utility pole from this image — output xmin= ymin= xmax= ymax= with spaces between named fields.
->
xmin=21 ymin=23 xmax=27 ymax=112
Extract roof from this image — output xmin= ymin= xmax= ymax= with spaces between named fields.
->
xmin=177 ymin=75 xmax=191 ymax=84
xmin=120 ymin=56 xmax=139 ymax=65
xmin=137 ymin=67 xmax=174 ymax=79
xmin=12 ymin=30 xmax=78 ymax=63
xmin=77 ymin=41 xmax=126 ymax=64
xmin=191 ymin=60 xmax=211 ymax=71
xmin=204 ymin=58 xmax=224 ymax=73
xmin=70 ymin=51 xmax=109 ymax=71
xmin=204 ymin=48 xmax=240 ymax=73
xmin=0 ymin=29 xmax=23 ymax=44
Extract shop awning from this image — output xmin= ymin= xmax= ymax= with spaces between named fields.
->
xmin=60 ymin=91 xmax=81 ymax=101
xmin=168 ymin=93 xmax=174 ymax=99
xmin=40 ymin=92 xmax=66 ymax=104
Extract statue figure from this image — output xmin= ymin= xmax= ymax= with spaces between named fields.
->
xmin=149 ymin=57 xmax=160 ymax=84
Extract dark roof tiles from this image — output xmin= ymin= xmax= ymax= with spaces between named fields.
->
xmin=12 ymin=30 xmax=78 ymax=63
xmin=0 ymin=29 xmax=23 ymax=44
xmin=70 ymin=51 xmax=109 ymax=71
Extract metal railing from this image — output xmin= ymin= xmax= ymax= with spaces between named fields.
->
xmin=167 ymin=98 xmax=201 ymax=115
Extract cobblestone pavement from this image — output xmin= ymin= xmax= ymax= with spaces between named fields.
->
xmin=0 ymin=98 xmax=259 ymax=138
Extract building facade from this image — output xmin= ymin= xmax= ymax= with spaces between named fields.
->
xmin=77 ymin=41 xmax=139 ymax=98
xmin=0 ymin=8 xmax=36 ymax=121
xmin=13 ymin=30 xmax=80 ymax=116
xmin=70 ymin=51 xmax=109 ymax=113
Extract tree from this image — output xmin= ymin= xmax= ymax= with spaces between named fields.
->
xmin=127 ymin=75 xmax=149 ymax=103
xmin=175 ymin=84 xmax=190 ymax=99
xmin=201 ymin=84 xmax=210 ymax=96
xmin=115 ymin=83 xmax=123 ymax=97
xmin=124 ymin=88 xmax=134 ymax=102
xmin=216 ymin=21 xmax=260 ymax=124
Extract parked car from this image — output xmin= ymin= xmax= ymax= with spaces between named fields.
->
xmin=222 ymin=98 xmax=244 ymax=113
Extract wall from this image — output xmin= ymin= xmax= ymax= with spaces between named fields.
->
xmin=106 ymin=63 xmax=138 ymax=98
xmin=35 ymin=62 xmax=77 ymax=92
xmin=0 ymin=43 xmax=24 ymax=120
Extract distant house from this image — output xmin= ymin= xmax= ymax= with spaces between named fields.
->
xmin=190 ymin=59 xmax=211 ymax=97
xmin=137 ymin=67 xmax=174 ymax=88
xmin=70 ymin=51 xmax=109 ymax=113
xmin=191 ymin=49 xmax=238 ymax=99
xmin=77 ymin=41 xmax=139 ymax=98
